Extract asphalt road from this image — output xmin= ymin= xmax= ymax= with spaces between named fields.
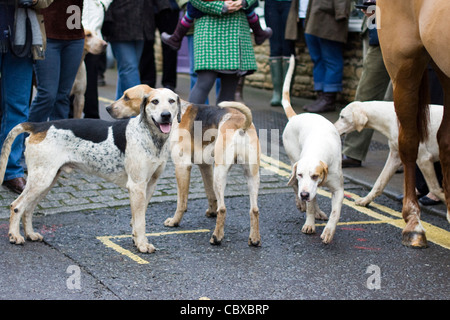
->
xmin=0 ymin=71 xmax=448 ymax=305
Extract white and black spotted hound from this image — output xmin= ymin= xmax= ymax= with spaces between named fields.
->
xmin=0 ymin=88 xmax=181 ymax=253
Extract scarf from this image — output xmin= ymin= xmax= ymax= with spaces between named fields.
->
xmin=12 ymin=7 xmax=44 ymax=59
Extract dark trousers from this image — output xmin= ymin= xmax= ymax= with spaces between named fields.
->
xmin=139 ymin=8 xmax=179 ymax=90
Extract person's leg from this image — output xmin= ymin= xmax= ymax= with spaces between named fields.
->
xmin=110 ymin=40 xmax=144 ymax=99
xmin=320 ymin=38 xmax=344 ymax=94
xmin=139 ymin=40 xmax=157 ymax=88
xmin=342 ymin=46 xmax=391 ymax=163
xmin=0 ymin=52 xmax=32 ymax=182
xmin=189 ymin=70 xmax=217 ymax=104
xmin=29 ymin=39 xmax=61 ymax=122
xmin=157 ymin=8 xmax=180 ymax=90
xmin=83 ymin=53 xmax=100 ymax=118
xmin=304 ymin=33 xmax=325 ymax=92
xmin=217 ymin=73 xmax=240 ymax=103
xmin=51 ymin=38 xmax=84 ymax=120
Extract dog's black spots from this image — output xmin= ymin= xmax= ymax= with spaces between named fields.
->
xmin=210 ymin=235 xmax=222 ymax=245
xmin=13 ymin=208 xmax=18 ymax=213
xmin=28 ymin=119 xmax=130 ymax=153
xmin=112 ymin=119 xmax=130 ymax=154
xmin=195 ymin=105 xmax=228 ymax=129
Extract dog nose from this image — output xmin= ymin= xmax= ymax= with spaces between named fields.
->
xmin=160 ymin=111 xmax=171 ymax=122
xmin=300 ymin=191 xmax=310 ymax=201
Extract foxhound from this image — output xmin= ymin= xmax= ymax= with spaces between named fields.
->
xmin=70 ymin=29 xmax=107 ymax=119
xmin=335 ymin=101 xmax=445 ymax=207
xmin=0 ymin=88 xmax=181 ymax=253
xmin=107 ymin=85 xmax=261 ymax=246
xmin=282 ymin=55 xmax=344 ymax=244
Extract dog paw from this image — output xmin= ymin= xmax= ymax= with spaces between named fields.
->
xmin=26 ymin=232 xmax=43 ymax=242
xmin=355 ymin=197 xmax=371 ymax=207
xmin=9 ymin=233 xmax=25 ymax=245
xmin=164 ymin=217 xmax=179 ymax=227
xmin=248 ymin=237 xmax=261 ymax=247
xmin=314 ymin=210 xmax=328 ymax=220
xmin=210 ymin=234 xmax=222 ymax=245
xmin=320 ymin=227 xmax=335 ymax=244
xmin=205 ymin=208 xmax=217 ymax=217
xmin=136 ymin=242 xmax=156 ymax=253
xmin=301 ymin=224 xmax=315 ymax=234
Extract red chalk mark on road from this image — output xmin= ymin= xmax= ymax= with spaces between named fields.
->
xmin=354 ymin=245 xmax=381 ymax=251
xmin=356 ymin=238 xmax=368 ymax=242
xmin=340 ymin=226 xmax=366 ymax=231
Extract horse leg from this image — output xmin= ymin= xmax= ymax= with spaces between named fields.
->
xmin=393 ymin=60 xmax=430 ymax=248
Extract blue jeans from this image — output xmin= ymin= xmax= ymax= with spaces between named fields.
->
xmin=264 ymin=0 xmax=294 ymax=57
xmin=29 ymin=38 xmax=85 ymax=122
xmin=0 ymin=51 xmax=32 ymax=180
xmin=110 ymin=40 xmax=144 ymax=99
xmin=304 ymin=33 xmax=344 ymax=92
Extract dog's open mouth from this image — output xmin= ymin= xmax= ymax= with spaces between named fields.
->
xmin=153 ymin=118 xmax=172 ymax=134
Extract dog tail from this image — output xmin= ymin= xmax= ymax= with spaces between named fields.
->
xmin=218 ymin=101 xmax=252 ymax=131
xmin=281 ymin=54 xmax=297 ymax=120
xmin=0 ymin=123 xmax=29 ymax=184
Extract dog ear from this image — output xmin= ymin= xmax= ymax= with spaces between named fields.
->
xmin=287 ymin=162 xmax=298 ymax=186
xmin=318 ymin=161 xmax=328 ymax=187
xmin=139 ymin=94 xmax=149 ymax=122
xmin=352 ymin=106 xmax=368 ymax=132
xmin=177 ymin=95 xmax=181 ymax=123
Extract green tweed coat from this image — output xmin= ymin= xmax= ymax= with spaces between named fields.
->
xmin=190 ymin=0 xmax=257 ymax=73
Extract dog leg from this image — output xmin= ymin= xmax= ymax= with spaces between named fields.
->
xmin=165 ymin=163 xmax=192 ymax=227
xmin=128 ymin=180 xmax=155 ymax=253
xmin=302 ymin=199 xmax=317 ymax=234
xmin=244 ymin=163 xmax=261 ymax=246
xmin=210 ymin=164 xmax=231 ymax=245
xmin=357 ymin=149 xmax=402 ymax=206
xmin=73 ymin=93 xmax=85 ymax=119
xmin=198 ymin=164 xmax=217 ymax=217
xmin=9 ymin=169 xmax=60 ymax=244
xmin=417 ymin=157 xmax=446 ymax=202
xmin=321 ymin=188 xmax=344 ymax=244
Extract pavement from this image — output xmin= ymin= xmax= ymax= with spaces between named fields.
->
xmin=0 ymin=67 xmax=446 ymax=221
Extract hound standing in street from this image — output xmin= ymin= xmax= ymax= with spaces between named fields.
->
xmin=0 ymin=88 xmax=181 ymax=253
xmin=108 ymin=85 xmax=261 ymax=247
xmin=282 ymin=55 xmax=344 ymax=243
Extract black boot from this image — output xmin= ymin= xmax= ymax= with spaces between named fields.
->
xmin=303 ymin=91 xmax=323 ymax=111
xmin=161 ymin=21 xmax=189 ymax=51
xmin=306 ymin=92 xmax=337 ymax=113
xmin=249 ymin=20 xmax=273 ymax=45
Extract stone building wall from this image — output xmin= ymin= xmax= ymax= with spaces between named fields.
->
xmin=246 ymin=31 xmax=364 ymax=103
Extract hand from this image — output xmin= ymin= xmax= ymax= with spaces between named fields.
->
xmin=224 ymin=0 xmax=242 ymax=13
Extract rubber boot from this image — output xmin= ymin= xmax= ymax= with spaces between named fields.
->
xmin=249 ymin=20 xmax=273 ymax=45
xmin=270 ymin=57 xmax=283 ymax=106
xmin=161 ymin=21 xmax=189 ymax=51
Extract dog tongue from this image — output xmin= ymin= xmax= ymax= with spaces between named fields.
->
xmin=159 ymin=123 xmax=171 ymax=133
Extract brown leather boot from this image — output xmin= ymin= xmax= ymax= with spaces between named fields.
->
xmin=2 ymin=177 xmax=26 ymax=194
xmin=306 ymin=92 xmax=337 ymax=113
xmin=235 ymin=76 xmax=245 ymax=102
xmin=303 ymin=91 xmax=323 ymax=111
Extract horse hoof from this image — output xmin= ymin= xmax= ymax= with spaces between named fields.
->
xmin=402 ymin=231 xmax=428 ymax=248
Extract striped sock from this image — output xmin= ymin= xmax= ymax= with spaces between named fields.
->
xmin=181 ymin=13 xmax=194 ymax=28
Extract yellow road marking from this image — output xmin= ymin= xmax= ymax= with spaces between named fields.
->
xmin=97 ymin=229 xmax=210 ymax=264
xmin=263 ymin=155 xmax=450 ymax=250
xmin=98 ymin=96 xmax=115 ymax=104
